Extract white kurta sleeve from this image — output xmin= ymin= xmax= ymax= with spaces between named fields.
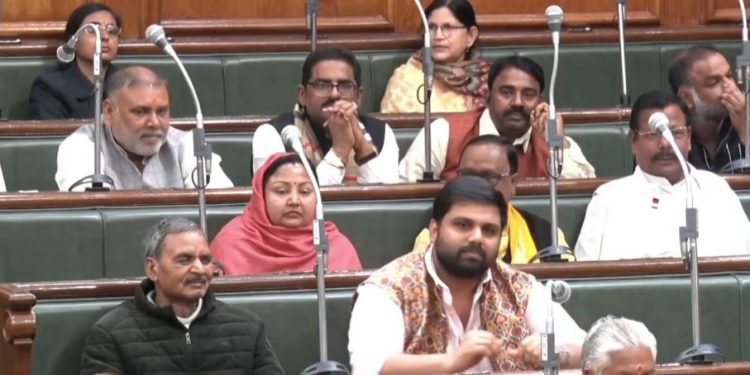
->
xmin=356 ymin=124 xmax=400 ymax=184
xmin=180 ymin=131 xmax=234 ymax=189
xmin=574 ymin=190 xmax=607 ymax=261
xmin=560 ymin=137 xmax=596 ymax=178
xmin=398 ymin=118 xmax=450 ymax=182
xmin=525 ymin=280 xmax=586 ymax=349
xmin=0 ymin=162 xmax=6 ymax=192
xmin=348 ymin=284 xmax=406 ymax=375
xmin=251 ymin=123 xmax=286 ymax=174
xmin=56 ymin=131 xmax=100 ymax=192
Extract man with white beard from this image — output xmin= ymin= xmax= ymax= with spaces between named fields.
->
xmin=55 ymin=66 xmax=233 ymax=191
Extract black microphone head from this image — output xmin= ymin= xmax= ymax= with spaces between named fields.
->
xmin=545 ymin=5 xmax=564 ymax=33
xmin=56 ymin=44 xmax=76 ymax=63
xmin=145 ymin=24 xmax=169 ymax=49
xmin=648 ymin=112 xmax=670 ymax=134
xmin=281 ymin=125 xmax=302 ymax=149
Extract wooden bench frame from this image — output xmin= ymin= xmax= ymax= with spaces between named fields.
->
xmin=2 ymin=257 xmax=750 ymax=375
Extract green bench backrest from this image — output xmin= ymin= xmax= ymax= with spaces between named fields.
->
xmin=1 ymin=41 xmax=744 ymax=121
xmin=29 ymin=272 xmax=750 ymax=375
xmin=3 ymin=190 xmax=750 ymax=282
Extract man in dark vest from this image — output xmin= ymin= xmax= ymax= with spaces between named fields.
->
xmin=399 ymin=55 xmax=595 ymax=182
xmin=411 ymin=134 xmax=571 ymax=263
xmin=252 ymin=47 xmax=399 ymax=185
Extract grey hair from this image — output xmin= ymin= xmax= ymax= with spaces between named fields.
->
xmin=582 ymin=316 xmax=657 ymax=374
xmin=143 ymin=218 xmax=204 ymax=260
xmin=104 ymin=65 xmax=168 ymax=100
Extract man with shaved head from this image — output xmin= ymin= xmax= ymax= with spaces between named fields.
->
xmin=55 ymin=65 xmax=233 ymax=191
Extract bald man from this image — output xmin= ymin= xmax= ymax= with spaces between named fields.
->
xmin=56 ymin=66 xmax=233 ymax=191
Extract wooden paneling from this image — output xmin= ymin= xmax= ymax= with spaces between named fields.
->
xmin=0 ymin=0 xmax=747 ymax=54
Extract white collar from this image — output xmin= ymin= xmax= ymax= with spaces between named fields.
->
xmin=478 ymin=108 xmax=532 ymax=152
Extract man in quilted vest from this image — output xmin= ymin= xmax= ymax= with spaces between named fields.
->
xmin=348 ymin=176 xmax=585 ymax=374
xmin=79 ymin=218 xmax=284 ymax=374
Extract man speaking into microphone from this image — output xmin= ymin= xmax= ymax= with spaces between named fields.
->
xmin=576 ymin=90 xmax=750 ymax=260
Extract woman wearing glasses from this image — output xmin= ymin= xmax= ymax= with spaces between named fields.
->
xmin=29 ymin=2 xmax=121 ymax=120
xmin=380 ymin=0 xmax=488 ymax=114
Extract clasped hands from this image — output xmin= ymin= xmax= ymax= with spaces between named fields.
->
xmin=322 ymin=100 xmax=374 ymax=163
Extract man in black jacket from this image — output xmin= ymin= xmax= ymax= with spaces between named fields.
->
xmin=80 ymin=218 xmax=284 ymax=375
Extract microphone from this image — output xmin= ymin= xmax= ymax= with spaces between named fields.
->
xmin=545 ymin=5 xmax=564 ymax=34
xmin=145 ymin=24 xmax=176 ymax=57
xmin=56 ymin=23 xmax=96 ymax=63
xmin=648 ymin=111 xmax=676 ymax=143
xmin=281 ymin=125 xmax=304 ymax=154
xmin=549 ymin=280 xmax=571 ymax=303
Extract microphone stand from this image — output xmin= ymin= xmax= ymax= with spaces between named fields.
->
xmin=297 ymin=153 xmax=349 ymax=375
xmin=536 ymin=11 xmax=571 ymax=263
xmin=413 ymin=0 xmax=436 ymax=182
xmin=616 ymin=0 xmax=631 ymax=106
xmin=306 ymin=0 xmax=320 ymax=52
xmin=66 ymin=23 xmax=114 ymax=191
xmin=154 ymin=30 xmax=211 ymax=233
xmin=541 ymin=281 xmax=560 ymax=375
xmin=664 ymin=137 xmax=726 ymax=364
xmin=722 ymin=0 xmax=750 ymax=173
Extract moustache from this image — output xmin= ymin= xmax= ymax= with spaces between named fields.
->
xmin=652 ymin=151 xmax=679 ymax=161
xmin=457 ymin=244 xmax=487 ymax=260
xmin=502 ymin=107 xmax=530 ymax=120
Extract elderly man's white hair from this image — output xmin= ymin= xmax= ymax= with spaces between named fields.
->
xmin=581 ymin=316 xmax=657 ymax=374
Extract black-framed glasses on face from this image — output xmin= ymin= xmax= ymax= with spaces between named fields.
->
xmin=428 ymin=23 xmax=467 ymax=37
xmin=635 ymin=126 xmax=690 ymax=142
xmin=307 ymin=80 xmax=358 ymax=96
xmin=85 ymin=23 xmax=122 ymax=36
xmin=458 ymin=169 xmax=513 ymax=186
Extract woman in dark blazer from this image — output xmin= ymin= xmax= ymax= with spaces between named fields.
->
xmin=28 ymin=3 xmax=121 ymax=120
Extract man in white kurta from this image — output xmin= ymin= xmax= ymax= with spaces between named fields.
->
xmin=575 ymin=90 xmax=750 ymax=260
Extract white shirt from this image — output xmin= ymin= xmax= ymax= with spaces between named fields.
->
xmin=252 ymin=122 xmax=400 ymax=185
xmin=146 ymin=291 xmax=203 ymax=330
xmin=0 ymin=163 xmax=5 ymax=192
xmin=398 ymin=108 xmax=596 ymax=182
xmin=575 ymin=167 xmax=750 ymax=260
xmin=56 ymin=124 xmax=234 ymax=191
xmin=348 ymin=248 xmax=586 ymax=375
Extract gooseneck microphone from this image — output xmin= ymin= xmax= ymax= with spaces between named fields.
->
xmin=723 ymin=0 xmax=750 ymax=173
xmin=534 ymin=5 xmax=572 ymax=264
xmin=283 ymin=125 xmax=348 ymax=375
xmin=413 ymin=0 xmax=436 ymax=182
xmin=56 ymin=23 xmax=98 ymax=63
xmin=146 ymin=24 xmax=211 ymax=234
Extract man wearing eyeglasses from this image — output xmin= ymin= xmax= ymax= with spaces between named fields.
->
xmin=411 ymin=134 xmax=570 ymax=263
xmin=253 ymin=47 xmax=399 ymax=185
xmin=399 ymin=55 xmax=595 ymax=182
xmin=575 ymin=90 xmax=750 ymax=260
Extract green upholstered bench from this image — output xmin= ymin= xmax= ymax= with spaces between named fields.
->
xmin=2 ymin=41 xmax=746 ymax=121
xmin=0 ymin=57 xmax=57 ymax=120
xmin=567 ymin=122 xmax=632 ymax=178
xmin=114 ymin=56 xmax=227 ymax=118
xmin=26 ymin=272 xmax=750 ymax=375
xmin=0 ymin=208 xmax=104 ymax=281
xmin=222 ymin=53 xmax=376 ymax=115
xmin=0 ymin=135 xmax=63 ymax=191
xmin=2 ymin=188 xmax=749 ymax=282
